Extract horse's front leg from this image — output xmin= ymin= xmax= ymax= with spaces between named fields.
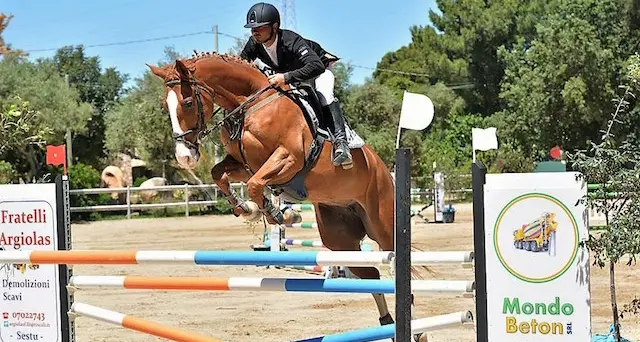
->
xmin=245 ymin=146 xmax=301 ymax=225
xmin=211 ymin=154 xmax=261 ymax=221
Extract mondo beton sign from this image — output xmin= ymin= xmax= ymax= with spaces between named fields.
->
xmin=483 ymin=171 xmax=591 ymax=341
xmin=0 ymin=181 xmax=69 ymax=342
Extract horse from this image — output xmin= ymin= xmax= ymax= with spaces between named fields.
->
xmin=147 ymin=51 xmax=426 ymax=341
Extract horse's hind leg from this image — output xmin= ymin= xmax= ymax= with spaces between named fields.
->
xmin=313 ymin=204 xmax=395 ymax=330
xmin=357 ymin=186 xmax=428 ymax=342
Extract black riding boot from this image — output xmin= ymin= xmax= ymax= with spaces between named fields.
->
xmin=325 ymin=101 xmax=353 ymax=168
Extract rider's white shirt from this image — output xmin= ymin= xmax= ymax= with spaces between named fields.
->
xmin=262 ymin=34 xmax=279 ymax=67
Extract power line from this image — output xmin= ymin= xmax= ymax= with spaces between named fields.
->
xmin=217 ymin=31 xmax=244 ymax=41
xmin=24 ymin=31 xmax=214 ymax=53
xmin=348 ymin=64 xmax=431 ymax=78
xmin=20 ymin=29 xmax=470 ymax=85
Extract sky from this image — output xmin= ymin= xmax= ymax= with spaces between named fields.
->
xmin=3 ymin=0 xmax=437 ymax=88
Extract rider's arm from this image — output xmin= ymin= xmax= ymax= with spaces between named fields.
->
xmin=283 ymin=36 xmax=325 ymax=84
xmin=240 ymin=39 xmax=258 ymax=62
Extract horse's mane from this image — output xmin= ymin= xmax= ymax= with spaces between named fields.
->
xmin=190 ymin=50 xmax=260 ymax=71
xmin=162 ymin=50 xmax=263 ymax=81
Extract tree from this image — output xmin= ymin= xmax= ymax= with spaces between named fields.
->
xmin=104 ymin=70 xmax=173 ymax=176
xmin=493 ymin=0 xmax=638 ymax=160
xmin=331 ymin=61 xmax=353 ymax=103
xmin=227 ymin=33 xmax=252 ymax=55
xmin=0 ymin=56 xmax=93 ymax=179
xmin=375 ymin=0 xmax=546 ymax=114
xmin=0 ymin=56 xmax=93 ymax=139
xmin=342 ymin=80 xmax=401 ymax=166
xmin=53 ymin=45 xmax=128 ymax=168
xmin=372 ymin=0 xmax=640 ymax=171
xmin=0 ymin=13 xmax=26 ymax=57
xmin=567 ymin=53 xmax=640 ymax=342
xmin=104 ymin=47 xmax=188 ymax=180
xmin=0 ymin=98 xmax=51 ymax=158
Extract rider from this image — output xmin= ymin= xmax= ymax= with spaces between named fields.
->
xmin=239 ymin=2 xmax=352 ymax=168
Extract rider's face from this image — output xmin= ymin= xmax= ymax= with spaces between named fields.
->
xmin=251 ymin=25 xmax=273 ymax=44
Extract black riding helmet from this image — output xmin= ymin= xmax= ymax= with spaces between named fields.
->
xmin=244 ymin=2 xmax=280 ymax=28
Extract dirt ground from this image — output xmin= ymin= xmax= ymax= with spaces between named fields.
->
xmin=69 ymin=202 xmax=640 ymax=342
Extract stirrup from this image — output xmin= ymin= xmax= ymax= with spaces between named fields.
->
xmin=332 ymin=143 xmax=353 ymax=168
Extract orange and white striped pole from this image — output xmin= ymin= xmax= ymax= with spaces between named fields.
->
xmin=70 ymin=303 xmax=222 ymax=342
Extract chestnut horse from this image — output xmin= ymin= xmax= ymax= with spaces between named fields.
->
xmin=148 ymin=52 xmax=424 ymax=341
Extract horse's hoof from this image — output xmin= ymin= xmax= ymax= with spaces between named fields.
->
xmin=283 ymin=208 xmax=302 ymax=224
xmin=415 ymin=332 xmax=428 ymax=342
xmin=241 ymin=201 xmax=262 ymax=222
xmin=379 ymin=312 xmax=394 ymax=326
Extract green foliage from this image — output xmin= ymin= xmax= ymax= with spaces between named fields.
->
xmin=342 ymin=80 xmax=401 ymax=165
xmin=566 ymin=55 xmax=640 ymax=337
xmin=331 ymin=62 xmax=353 ymax=102
xmin=67 ymin=162 xmax=110 ymax=221
xmin=568 ymin=54 xmax=640 ymax=264
xmin=372 ymin=0 xmax=640 ymax=171
xmin=133 ymin=176 xmax=149 ymax=188
xmin=53 ymin=45 xmax=128 ymax=168
xmin=0 ymin=161 xmax=16 ymax=184
xmin=68 ymin=162 xmax=101 ymax=190
xmin=0 ymin=98 xmax=51 ymax=157
xmin=0 ymin=55 xmax=93 ymax=141
xmin=496 ymin=0 xmax=629 ymax=159
xmin=104 ymin=70 xmax=174 ymax=176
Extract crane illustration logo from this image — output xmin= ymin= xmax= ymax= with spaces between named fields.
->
xmin=513 ymin=212 xmax=558 ymax=256
xmin=494 ymin=193 xmax=580 ymax=283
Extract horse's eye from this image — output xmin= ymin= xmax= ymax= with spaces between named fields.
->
xmin=183 ymin=98 xmax=193 ymax=108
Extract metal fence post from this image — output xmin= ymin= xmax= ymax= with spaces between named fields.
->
xmin=126 ymin=186 xmax=131 ymax=219
xmin=184 ymin=183 xmax=189 ymax=217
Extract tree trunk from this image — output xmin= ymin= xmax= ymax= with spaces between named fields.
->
xmin=610 ymin=261 xmax=621 ymax=342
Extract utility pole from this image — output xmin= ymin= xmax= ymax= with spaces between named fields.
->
xmin=213 ymin=24 xmax=218 ymax=52
xmin=281 ymin=0 xmax=296 ymax=31
xmin=64 ymin=74 xmax=73 ymax=168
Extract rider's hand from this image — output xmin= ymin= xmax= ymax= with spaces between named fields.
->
xmin=268 ymin=73 xmax=286 ymax=87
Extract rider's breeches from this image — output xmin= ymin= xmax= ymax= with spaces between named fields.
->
xmin=312 ymin=69 xmax=336 ymax=106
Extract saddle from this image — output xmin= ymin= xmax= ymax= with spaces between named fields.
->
xmin=268 ymin=83 xmax=365 ymax=203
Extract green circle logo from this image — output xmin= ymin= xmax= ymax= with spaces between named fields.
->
xmin=493 ymin=193 xmax=579 ymax=283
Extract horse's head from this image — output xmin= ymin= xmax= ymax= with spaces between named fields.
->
xmin=148 ymin=59 xmax=217 ymax=169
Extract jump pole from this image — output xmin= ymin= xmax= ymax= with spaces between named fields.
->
xmin=0 ymin=250 xmax=471 ymax=266
xmin=69 ymin=302 xmax=222 ymax=342
xmin=67 ymin=275 xmax=475 ymax=295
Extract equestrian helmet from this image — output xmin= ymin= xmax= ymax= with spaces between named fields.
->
xmin=244 ymin=2 xmax=280 ymax=28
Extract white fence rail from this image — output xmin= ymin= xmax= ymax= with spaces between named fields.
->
xmin=68 ymin=183 xmax=472 ymax=220
xmin=69 ymin=183 xmax=246 ymax=219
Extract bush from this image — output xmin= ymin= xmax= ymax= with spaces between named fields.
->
xmin=67 ymin=163 xmax=110 ymax=221
xmin=0 ymin=161 xmax=16 ymax=184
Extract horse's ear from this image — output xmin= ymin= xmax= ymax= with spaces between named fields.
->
xmin=175 ymin=59 xmax=191 ymax=80
xmin=146 ymin=64 xmax=167 ymax=79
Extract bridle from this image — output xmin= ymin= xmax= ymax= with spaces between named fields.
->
xmin=165 ymin=75 xmax=218 ymax=150
xmin=165 ymin=72 xmax=279 ymax=149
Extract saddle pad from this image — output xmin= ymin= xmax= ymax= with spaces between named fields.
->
xmin=297 ymin=96 xmax=365 ymax=149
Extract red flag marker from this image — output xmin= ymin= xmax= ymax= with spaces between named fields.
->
xmin=46 ymin=144 xmax=67 ymax=175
